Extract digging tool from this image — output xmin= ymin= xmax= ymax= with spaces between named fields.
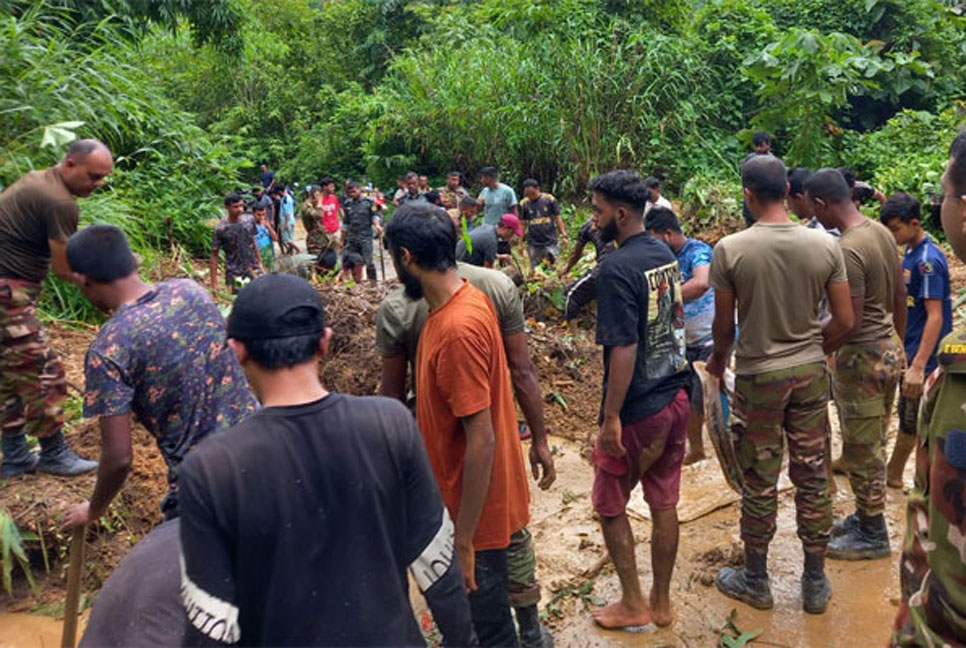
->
xmin=61 ymin=526 xmax=86 ymax=648
xmin=379 ymin=232 xmax=386 ymax=280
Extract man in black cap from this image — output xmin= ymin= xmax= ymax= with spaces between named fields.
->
xmin=178 ymin=274 xmax=476 ymax=646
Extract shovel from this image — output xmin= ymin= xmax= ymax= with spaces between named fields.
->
xmin=61 ymin=526 xmax=86 ymax=648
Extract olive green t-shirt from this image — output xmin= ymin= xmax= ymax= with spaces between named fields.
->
xmin=375 ymin=263 xmax=525 ymax=369
xmin=840 ymin=218 xmax=899 ymax=345
xmin=0 ymin=168 xmax=79 ymax=283
xmin=710 ymin=222 xmax=848 ymax=375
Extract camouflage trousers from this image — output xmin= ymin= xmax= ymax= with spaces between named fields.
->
xmin=831 ymin=336 xmax=902 ymax=516
xmin=506 ymin=527 xmax=541 ymax=608
xmin=892 ymin=330 xmax=966 ymax=646
xmin=0 ymin=279 xmax=66 ymax=439
xmin=734 ymin=361 xmax=832 ymax=555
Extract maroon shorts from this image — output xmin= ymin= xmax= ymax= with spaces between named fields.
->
xmin=592 ymin=388 xmax=689 ymax=516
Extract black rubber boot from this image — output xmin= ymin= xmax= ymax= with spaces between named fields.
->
xmin=36 ymin=431 xmax=97 ymax=476
xmin=801 ymin=553 xmax=832 ymax=614
xmin=516 ymin=605 xmax=553 ymax=648
xmin=716 ymin=547 xmax=773 ymax=610
xmin=830 ymin=512 xmax=860 ymax=538
xmin=1 ymin=432 xmax=39 ymax=477
xmin=827 ymin=513 xmax=890 ymax=560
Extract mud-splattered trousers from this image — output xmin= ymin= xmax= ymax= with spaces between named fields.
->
xmin=892 ymin=331 xmax=966 ymax=646
xmin=0 ymin=279 xmax=65 ymax=440
xmin=733 ymin=361 xmax=832 ymax=555
xmin=832 ymin=336 xmax=903 ymax=516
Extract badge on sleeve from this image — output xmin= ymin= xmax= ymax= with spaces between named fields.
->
xmin=919 ymin=261 xmax=934 ymax=275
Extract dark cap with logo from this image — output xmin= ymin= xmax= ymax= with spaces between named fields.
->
xmin=226 ymin=273 xmax=326 ymax=340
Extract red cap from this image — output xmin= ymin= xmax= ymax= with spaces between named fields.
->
xmin=499 ymin=213 xmax=523 ymax=237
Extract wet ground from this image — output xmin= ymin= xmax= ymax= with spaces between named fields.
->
xmin=528 ymin=430 xmax=907 ymax=647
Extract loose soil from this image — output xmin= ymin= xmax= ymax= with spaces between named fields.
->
xmin=3 ymin=242 xmax=965 ymax=647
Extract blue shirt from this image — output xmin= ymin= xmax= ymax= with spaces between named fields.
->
xmin=281 ymin=195 xmax=295 ymax=227
xmin=903 ymin=234 xmax=952 ymax=374
xmin=255 ymin=223 xmax=272 ymax=249
xmin=677 ymin=238 xmax=714 ymax=347
xmin=479 ymin=183 xmax=517 ymax=226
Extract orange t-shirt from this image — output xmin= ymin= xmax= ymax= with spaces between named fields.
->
xmin=415 ymin=281 xmax=530 ymax=551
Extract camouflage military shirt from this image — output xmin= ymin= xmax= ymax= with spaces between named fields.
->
xmin=83 ymin=279 xmax=258 ymax=500
xmin=212 ymin=214 xmax=259 ymax=282
xmin=343 ymin=196 xmax=379 ymax=244
xmin=893 ymin=329 xmax=966 ymax=645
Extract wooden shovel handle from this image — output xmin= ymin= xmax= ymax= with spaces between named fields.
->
xmin=61 ymin=526 xmax=86 ymax=648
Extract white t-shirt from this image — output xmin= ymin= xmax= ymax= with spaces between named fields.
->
xmin=644 ymin=195 xmax=674 ymax=216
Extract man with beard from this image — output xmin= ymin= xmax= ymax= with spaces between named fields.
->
xmin=708 ymin=156 xmax=853 ymax=615
xmin=386 ymin=203 xmax=531 ymax=647
xmin=585 ymin=171 xmax=690 ymax=631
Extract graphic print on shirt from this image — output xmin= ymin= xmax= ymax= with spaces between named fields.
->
xmin=180 ymin=554 xmax=240 ymax=644
xmin=645 ymin=261 xmax=687 ymax=378
xmin=410 ymin=508 xmax=456 ymax=592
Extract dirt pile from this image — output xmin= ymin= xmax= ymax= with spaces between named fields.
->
xmin=0 ymin=324 xmax=167 ymax=612
xmin=317 ymin=282 xmax=387 ymax=395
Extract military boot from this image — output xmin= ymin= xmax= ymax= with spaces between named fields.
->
xmin=887 ymin=433 xmax=916 ymax=488
xmin=830 ymin=512 xmax=860 ymax=538
xmin=36 ymin=431 xmax=98 ymax=476
xmin=1 ymin=432 xmax=40 ymax=477
xmin=827 ymin=513 xmax=890 ymax=560
xmin=516 ymin=605 xmax=553 ymax=648
xmin=716 ymin=547 xmax=773 ymax=610
xmin=801 ymin=553 xmax=832 ymax=614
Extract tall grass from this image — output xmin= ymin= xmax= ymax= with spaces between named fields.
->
xmin=1 ymin=4 xmax=247 ymax=322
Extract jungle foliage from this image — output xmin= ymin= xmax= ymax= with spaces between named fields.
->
xmin=2 ymin=0 xmax=966 ymax=319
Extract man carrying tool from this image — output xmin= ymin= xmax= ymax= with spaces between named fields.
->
xmin=61 ymin=225 xmax=257 ymax=527
xmin=805 ymin=169 xmax=906 ymax=562
xmin=708 ymin=156 xmax=853 ymax=615
xmin=386 ymin=205 xmax=534 ymax=647
xmin=178 ymin=274 xmax=475 ymax=646
xmin=891 ymin=130 xmax=966 ymax=646
xmin=0 ymin=139 xmax=112 ymax=477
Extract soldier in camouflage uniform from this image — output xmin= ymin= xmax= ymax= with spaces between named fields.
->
xmin=707 ymin=156 xmax=854 ymax=615
xmin=891 ymin=130 xmax=966 ymax=646
xmin=803 ymin=168 xmax=907 ymax=561
xmin=340 ymin=181 xmax=383 ymax=283
xmin=300 ymin=186 xmax=331 ymax=258
xmin=0 ymin=139 xmax=111 ymax=477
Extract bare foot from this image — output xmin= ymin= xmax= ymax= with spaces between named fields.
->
xmin=649 ymin=589 xmax=674 ymax=627
xmin=683 ymin=449 xmax=707 ymax=466
xmin=591 ymin=600 xmax=652 ymax=629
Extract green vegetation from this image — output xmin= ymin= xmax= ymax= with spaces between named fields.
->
xmin=1 ymin=0 xmax=965 ymax=321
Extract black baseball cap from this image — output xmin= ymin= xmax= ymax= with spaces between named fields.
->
xmin=226 ymin=274 xmax=326 ymax=340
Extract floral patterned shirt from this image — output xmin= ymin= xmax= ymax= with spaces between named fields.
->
xmin=83 ymin=279 xmax=257 ymax=497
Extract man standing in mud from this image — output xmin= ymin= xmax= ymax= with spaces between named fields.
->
xmin=386 ymin=204 xmax=531 ymax=646
xmin=707 ymin=156 xmax=853 ymax=615
xmin=891 ymin=130 xmax=966 ymax=646
xmin=587 ymin=170 xmax=691 ymax=631
xmin=0 ymin=139 xmax=112 ymax=478
xmin=804 ymin=169 xmax=906 ymax=562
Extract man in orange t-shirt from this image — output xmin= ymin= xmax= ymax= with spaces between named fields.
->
xmin=387 ymin=203 xmax=530 ymax=647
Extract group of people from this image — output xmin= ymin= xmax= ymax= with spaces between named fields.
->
xmin=1 ymin=129 xmax=965 ymax=647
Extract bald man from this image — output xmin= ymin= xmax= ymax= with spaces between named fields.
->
xmin=0 ymin=139 xmax=112 ymax=477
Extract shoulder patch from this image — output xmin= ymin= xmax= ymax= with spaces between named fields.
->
xmin=919 ymin=261 xmax=934 ymax=275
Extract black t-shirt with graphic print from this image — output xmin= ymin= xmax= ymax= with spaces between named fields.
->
xmin=596 ymin=232 xmax=690 ymax=424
